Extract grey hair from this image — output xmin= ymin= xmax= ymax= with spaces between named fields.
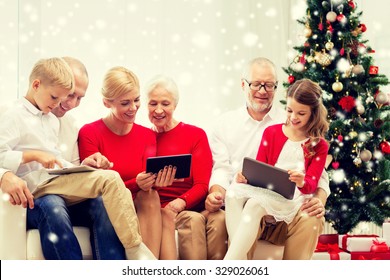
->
xmin=144 ymin=74 xmax=180 ymax=105
xmin=242 ymin=57 xmax=278 ymax=81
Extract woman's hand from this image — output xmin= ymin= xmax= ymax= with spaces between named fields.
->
xmin=165 ymin=198 xmax=186 ymax=214
xmin=288 ymin=170 xmax=304 ymax=188
xmin=154 ymin=165 xmax=176 ymax=187
xmin=236 ymin=171 xmax=248 ymax=183
xmin=136 ymin=171 xmax=157 ymax=191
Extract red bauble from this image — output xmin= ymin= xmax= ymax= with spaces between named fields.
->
xmin=337 ymin=134 xmax=344 ymax=142
xmin=380 ymin=141 xmax=390 ymax=154
xmin=336 ymin=14 xmax=346 ymax=22
xmin=332 ymin=161 xmax=340 ymax=169
xmin=348 ymin=1 xmax=356 ymax=10
xmin=359 ymin=23 xmax=367 ymax=32
xmin=288 ymin=75 xmax=295 ymax=84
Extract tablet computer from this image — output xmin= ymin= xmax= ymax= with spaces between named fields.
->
xmin=242 ymin=157 xmax=295 ymax=200
xmin=46 ymin=165 xmax=97 ymax=175
xmin=146 ymin=154 xmax=192 ymax=179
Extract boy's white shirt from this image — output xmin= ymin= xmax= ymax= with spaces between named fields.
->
xmin=0 ymin=98 xmax=73 ymax=192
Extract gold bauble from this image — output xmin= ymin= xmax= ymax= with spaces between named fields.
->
xmin=360 ymin=149 xmax=372 ymax=162
xmin=352 ymin=64 xmax=364 ymax=75
xmin=325 ymin=41 xmax=334 ymax=50
xmin=332 ymin=81 xmax=343 ymax=92
xmin=304 ymin=27 xmax=312 ymax=38
xmin=326 ymin=11 xmax=337 ymax=22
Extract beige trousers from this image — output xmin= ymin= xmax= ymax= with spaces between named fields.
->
xmin=33 ymin=169 xmax=141 ymax=249
xmin=248 ymin=208 xmax=325 ymax=260
xmin=176 ymin=210 xmax=227 ymax=260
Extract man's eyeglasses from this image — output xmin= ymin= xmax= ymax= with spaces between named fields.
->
xmin=244 ymin=79 xmax=278 ymax=92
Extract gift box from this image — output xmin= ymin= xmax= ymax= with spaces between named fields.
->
xmin=339 ymin=234 xmax=387 ymax=252
xmin=313 ymin=234 xmax=350 ymax=260
xmin=312 ymin=251 xmax=351 ymax=260
xmin=318 ymin=234 xmax=339 ymax=245
xmin=350 ymin=251 xmax=390 ymax=260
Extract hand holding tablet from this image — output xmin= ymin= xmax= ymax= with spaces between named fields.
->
xmin=146 ymin=154 xmax=192 ymax=179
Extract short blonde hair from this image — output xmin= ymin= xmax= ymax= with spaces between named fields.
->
xmin=29 ymin=57 xmax=74 ymax=92
xmin=101 ymin=66 xmax=139 ymax=100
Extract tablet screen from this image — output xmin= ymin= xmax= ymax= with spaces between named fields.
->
xmin=146 ymin=154 xmax=192 ymax=179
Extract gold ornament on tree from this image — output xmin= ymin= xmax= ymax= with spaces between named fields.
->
xmin=332 ymin=76 xmax=343 ymax=92
xmin=359 ymin=149 xmax=372 ymax=162
xmin=314 ymin=49 xmax=332 ymax=66
xmin=325 ymin=41 xmax=334 ymax=51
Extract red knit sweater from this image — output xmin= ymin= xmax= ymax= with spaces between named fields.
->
xmin=78 ymin=119 xmax=156 ymax=196
xmin=155 ymin=122 xmax=212 ymax=210
xmin=256 ymin=123 xmax=329 ymax=194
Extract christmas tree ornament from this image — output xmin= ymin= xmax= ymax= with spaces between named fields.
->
xmin=332 ymin=78 xmax=343 ymax=92
xmin=360 ymin=149 xmax=372 ymax=162
xmin=304 ymin=23 xmax=312 ymax=38
xmin=326 ymin=11 xmax=337 ymax=22
xmin=325 ymin=41 xmax=334 ymax=50
xmin=336 ymin=13 xmax=346 ymax=24
xmin=287 ymin=75 xmax=295 ymax=84
xmin=375 ymin=91 xmax=389 ymax=104
xmin=353 ymin=157 xmax=362 ymax=166
xmin=322 ymin=1 xmax=330 ymax=9
xmin=332 ymin=161 xmax=340 ymax=169
xmin=337 ymin=134 xmax=344 ymax=142
xmin=348 ymin=1 xmax=356 ymax=10
xmin=307 ymin=56 xmax=314 ymax=63
xmin=314 ymin=49 xmax=332 ymax=66
xmin=356 ymin=104 xmax=365 ymax=115
xmin=358 ymin=23 xmax=367 ymax=32
xmin=338 ymin=96 xmax=355 ymax=112
xmin=352 ymin=64 xmax=364 ymax=75
xmin=369 ymin=65 xmax=379 ymax=75
xmin=379 ymin=141 xmax=390 ymax=154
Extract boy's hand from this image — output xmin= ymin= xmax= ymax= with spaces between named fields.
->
xmin=288 ymin=170 xmax=304 ymax=188
xmin=23 ymin=150 xmax=63 ymax=169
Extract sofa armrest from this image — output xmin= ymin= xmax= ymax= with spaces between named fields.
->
xmin=0 ymin=190 xmax=27 ymax=259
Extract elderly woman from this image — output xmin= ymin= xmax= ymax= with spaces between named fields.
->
xmin=78 ymin=66 xmax=163 ymax=258
xmin=142 ymin=75 xmax=226 ymax=260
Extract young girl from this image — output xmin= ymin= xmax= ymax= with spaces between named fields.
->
xmin=224 ymin=78 xmax=329 ymax=260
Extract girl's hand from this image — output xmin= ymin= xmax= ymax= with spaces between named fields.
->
xmin=136 ymin=171 xmax=156 ymax=191
xmin=288 ymin=170 xmax=304 ymax=188
xmin=236 ymin=172 xmax=248 ymax=183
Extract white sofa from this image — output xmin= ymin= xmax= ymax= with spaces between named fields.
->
xmin=1 ymin=188 xmax=285 ymax=260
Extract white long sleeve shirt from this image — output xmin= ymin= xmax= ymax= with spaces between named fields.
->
xmin=0 ymin=98 xmax=73 ymax=192
xmin=208 ymin=105 xmax=330 ymax=196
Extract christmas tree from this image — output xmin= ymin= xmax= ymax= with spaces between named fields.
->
xmin=283 ymin=0 xmax=390 ymax=234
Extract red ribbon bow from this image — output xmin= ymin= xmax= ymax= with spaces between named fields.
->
xmin=370 ymin=238 xmax=389 ymax=253
xmin=315 ymin=242 xmax=341 ymax=260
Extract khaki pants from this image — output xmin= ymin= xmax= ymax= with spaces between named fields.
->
xmin=33 ymin=169 xmax=141 ymax=249
xmin=248 ymin=208 xmax=325 ymax=260
xmin=176 ymin=210 xmax=227 ymax=260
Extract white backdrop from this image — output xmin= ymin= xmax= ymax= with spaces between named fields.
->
xmin=0 ymin=0 xmax=389 ymax=132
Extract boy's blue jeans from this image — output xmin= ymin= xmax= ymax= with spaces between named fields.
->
xmin=27 ymin=194 xmax=125 ymax=260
